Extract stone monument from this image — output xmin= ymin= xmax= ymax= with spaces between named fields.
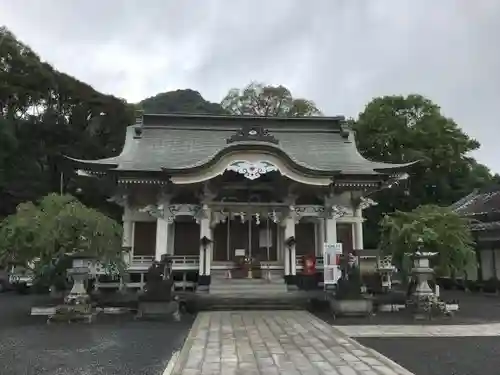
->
xmin=136 ymin=256 xmax=180 ymax=320
xmin=329 ymin=252 xmax=373 ymax=317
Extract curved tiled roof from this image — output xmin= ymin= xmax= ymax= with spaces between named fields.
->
xmin=452 ymin=186 xmax=500 ymax=216
xmin=66 ymin=114 xmax=415 ymax=176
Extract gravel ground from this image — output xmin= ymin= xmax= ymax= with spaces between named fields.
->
xmin=0 ymin=292 xmax=194 ymax=375
xmin=357 ymin=337 xmax=500 ymax=375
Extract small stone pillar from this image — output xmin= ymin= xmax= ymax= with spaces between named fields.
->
xmin=376 ymin=255 xmax=395 ymax=293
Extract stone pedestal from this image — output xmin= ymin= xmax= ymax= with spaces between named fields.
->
xmin=329 ymin=298 xmax=373 ymax=317
xmin=409 ymin=252 xmax=438 ymax=319
xmin=48 ymin=265 xmax=95 ymax=324
xmin=65 ymin=266 xmax=91 ymax=305
xmin=136 ymin=300 xmax=180 ymax=321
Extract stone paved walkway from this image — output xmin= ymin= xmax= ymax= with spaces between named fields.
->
xmin=334 ymin=323 xmax=500 ymax=337
xmin=172 ymin=311 xmax=414 ymax=375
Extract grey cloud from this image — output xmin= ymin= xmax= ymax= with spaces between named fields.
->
xmin=1 ymin=0 xmax=499 ymax=172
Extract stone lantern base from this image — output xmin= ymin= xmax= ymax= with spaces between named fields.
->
xmin=48 ymin=266 xmax=95 ymax=324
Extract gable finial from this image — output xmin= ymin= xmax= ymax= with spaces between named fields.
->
xmin=134 ymin=110 xmax=144 ymax=138
xmin=226 ymin=125 xmax=279 ymax=144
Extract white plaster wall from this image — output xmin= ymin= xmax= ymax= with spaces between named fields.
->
xmin=481 ymin=249 xmax=494 ymax=280
xmin=464 ymin=257 xmax=478 ymax=281
xmin=495 ymin=249 xmax=500 ymax=279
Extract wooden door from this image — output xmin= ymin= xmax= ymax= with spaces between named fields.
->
xmin=296 ymin=222 xmax=315 ymax=256
xmin=336 ymin=223 xmax=353 ymax=254
xmin=213 ymin=222 xmax=228 ymax=261
xmin=250 ymin=220 xmax=278 ymax=261
xmin=229 ymin=220 xmax=248 ymax=260
xmin=173 ymin=222 xmax=200 ymax=255
xmin=133 ymin=222 xmax=156 ymax=256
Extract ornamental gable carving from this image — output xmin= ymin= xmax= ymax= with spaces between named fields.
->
xmin=226 ymin=125 xmax=279 ymax=144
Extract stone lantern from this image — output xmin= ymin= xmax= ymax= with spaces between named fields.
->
xmin=64 ymin=253 xmax=94 ymax=305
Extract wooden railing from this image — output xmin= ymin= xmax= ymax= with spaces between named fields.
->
xmin=131 ymin=255 xmax=155 ymax=264
xmin=170 ymin=255 xmax=199 ymax=270
xmin=295 ymin=256 xmax=324 ymax=271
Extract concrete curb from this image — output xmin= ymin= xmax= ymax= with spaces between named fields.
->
xmin=31 ymin=306 xmax=133 ymax=316
xmin=170 ymin=312 xmax=204 ymax=374
xmin=346 ymin=336 xmax=415 ymax=375
xmin=162 ymin=350 xmax=180 ymax=375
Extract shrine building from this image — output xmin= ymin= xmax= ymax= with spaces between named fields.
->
xmin=66 ymin=112 xmax=413 ymax=293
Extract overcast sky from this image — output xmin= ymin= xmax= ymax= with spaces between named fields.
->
xmin=1 ymin=0 xmax=499 ymax=172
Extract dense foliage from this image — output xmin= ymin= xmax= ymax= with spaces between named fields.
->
xmin=0 ymin=27 xmax=225 ymax=219
xmin=352 ymin=94 xmax=498 ymax=246
xmin=0 ymin=194 xmax=123 ymax=273
xmin=379 ymin=205 xmax=476 ymax=277
xmin=221 ymin=82 xmax=322 ymax=117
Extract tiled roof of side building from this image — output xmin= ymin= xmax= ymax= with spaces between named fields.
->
xmin=64 ymin=113 xmax=416 ymax=175
xmin=453 ymin=186 xmax=500 ymax=216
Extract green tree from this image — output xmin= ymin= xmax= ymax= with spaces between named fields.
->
xmin=379 ymin=205 xmax=476 ymax=277
xmin=0 ymin=27 xmax=133 ymax=219
xmin=353 ymin=94 xmax=495 ymax=247
xmin=0 ymin=194 xmax=123 ymax=275
xmin=221 ymin=82 xmax=322 ymax=117
xmin=139 ymin=89 xmax=226 ymax=114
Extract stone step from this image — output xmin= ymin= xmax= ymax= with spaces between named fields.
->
xmin=209 ymin=286 xmax=288 ymax=295
xmin=210 ymin=286 xmax=288 ymax=292
xmin=210 ymin=279 xmax=285 ymax=285
xmin=210 ymin=282 xmax=287 ymax=288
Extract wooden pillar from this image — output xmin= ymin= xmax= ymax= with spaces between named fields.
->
xmin=325 ymin=217 xmax=337 ymax=245
xmin=122 ymin=218 xmax=133 ymax=265
xmin=317 ymin=218 xmax=325 ymax=257
xmin=155 ymin=218 xmax=170 ymax=261
xmin=199 ymin=206 xmax=212 ymax=276
xmin=284 ymin=216 xmax=296 ymax=275
xmin=354 ymin=207 xmax=364 ymax=250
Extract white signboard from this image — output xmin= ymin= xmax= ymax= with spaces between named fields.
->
xmin=323 ymin=242 xmax=343 ymax=285
xmin=234 ymin=249 xmax=246 ymax=257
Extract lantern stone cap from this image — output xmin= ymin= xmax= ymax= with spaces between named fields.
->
xmin=412 ymin=251 xmax=438 ymax=258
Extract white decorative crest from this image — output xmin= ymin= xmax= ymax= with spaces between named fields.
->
xmin=269 ymin=210 xmax=279 ymax=224
xmin=330 ymin=205 xmax=349 ymax=219
xmin=139 ymin=204 xmax=164 ymax=219
xmin=226 ymin=160 xmax=278 ymax=180
xmin=359 ymin=197 xmax=378 ymax=210
xmin=254 ymin=213 xmax=261 ymax=225
xmin=288 ymin=206 xmax=301 ymax=223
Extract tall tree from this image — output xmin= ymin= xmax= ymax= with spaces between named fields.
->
xmin=379 ymin=204 xmax=475 ymax=278
xmin=0 ymin=27 xmax=133 ymax=218
xmin=221 ymin=82 xmax=322 ymax=117
xmin=139 ymin=89 xmax=226 ymax=115
xmin=352 ymin=95 xmax=495 ymax=247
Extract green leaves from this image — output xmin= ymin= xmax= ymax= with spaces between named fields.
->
xmin=0 ymin=193 xmax=123 ymax=273
xmin=353 ymin=94 xmax=496 ymax=247
xmin=379 ymin=205 xmax=476 ymax=277
xmin=221 ymin=82 xmax=322 ymax=117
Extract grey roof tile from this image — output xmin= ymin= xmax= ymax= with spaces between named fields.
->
xmin=453 ymin=187 xmax=500 ymax=216
xmin=67 ymin=115 xmax=414 ymax=175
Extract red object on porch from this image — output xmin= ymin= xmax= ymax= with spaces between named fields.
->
xmin=302 ymin=254 xmax=316 ymax=275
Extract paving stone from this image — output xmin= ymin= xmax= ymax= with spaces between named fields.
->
xmin=333 ymin=323 xmax=500 ymax=337
xmin=172 ymin=311 xmax=415 ymax=374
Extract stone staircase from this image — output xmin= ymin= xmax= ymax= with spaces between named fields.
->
xmin=208 ymin=269 xmax=288 ymax=296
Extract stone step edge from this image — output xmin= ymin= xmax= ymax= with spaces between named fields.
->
xmin=31 ymin=306 xmax=133 ymax=316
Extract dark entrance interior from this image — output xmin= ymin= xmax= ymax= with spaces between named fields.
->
xmin=213 ymin=219 xmax=278 ymax=261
